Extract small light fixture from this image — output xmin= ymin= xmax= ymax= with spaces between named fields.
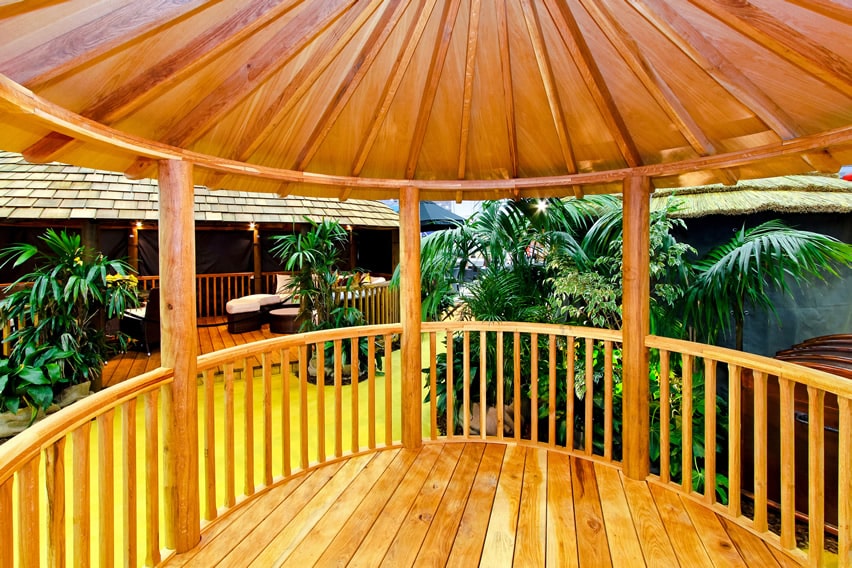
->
xmin=136 ymin=221 xmax=143 ymax=228
xmin=345 ymin=224 xmax=353 ymax=231
xmin=536 ymin=199 xmax=548 ymax=213
xmin=249 ymin=221 xmax=256 ymax=230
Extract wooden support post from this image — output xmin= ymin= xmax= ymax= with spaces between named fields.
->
xmin=252 ymin=226 xmax=261 ymax=293
xmin=622 ymin=175 xmax=651 ymax=480
xmin=129 ymin=223 xmax=139 ymax=273
xmin=399 ymin=186 xmax=422 ymax=449
xmin=158 ymin=159 xmax=200 ymax=551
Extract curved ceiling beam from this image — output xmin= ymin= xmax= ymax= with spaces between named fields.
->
xmin=495 ymin=0 xmax=518 ymax=180
xmin=4 ymin=73 xmax=849 ymax=196
xmin=456 ymin=0 xmax=482 ymax=180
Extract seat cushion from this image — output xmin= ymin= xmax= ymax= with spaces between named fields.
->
xmin=226 ymin=293 xmax=280 ymax=314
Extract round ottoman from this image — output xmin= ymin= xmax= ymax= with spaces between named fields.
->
xmin=268 ymin=307 xmax=300 ymax=334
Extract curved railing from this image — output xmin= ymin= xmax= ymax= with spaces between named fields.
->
xmin=1 ymin=323 xmax=849 ymax=566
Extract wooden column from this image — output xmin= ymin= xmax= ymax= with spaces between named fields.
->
xmin=128 ymin=223 xmax=139 ymax=273
xmin=252 ymin=226 xmax=261 ymax=293
xmin=622 ymin=175 xmax=651 ymax=480
xmin=80 ymin=220 xmax=98 ymax=251
xmin=399 ymin=186 xmax=422 ymax=449
xmin=158 ymin=160 xmax=200 ymax=551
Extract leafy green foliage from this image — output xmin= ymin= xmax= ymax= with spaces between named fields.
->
xmin=0 ymin=229 xmax=137 ymax=417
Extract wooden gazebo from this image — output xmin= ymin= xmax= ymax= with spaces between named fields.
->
xmin=1 ymin=1 xmax=851 ymax=566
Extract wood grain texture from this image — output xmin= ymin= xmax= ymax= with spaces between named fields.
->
xmin=400 ymin=185 xmax=423 ymax=448
xmin=620 ymin=473 xmax=678 ymax=566
xmin=572 ymin=457 xmax=612 ymax=566
xmin=595 ymin=463 xmax=645 ymax=565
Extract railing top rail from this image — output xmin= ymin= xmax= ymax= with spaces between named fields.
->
xmin=647 ymin=334 xmax=852 ymax=399
xmin=0 ymin=367 xmax=174 ymax=484
xmin=196 ymin=323 xmax=403 ymax=370
xmin=421 ymin=320 xmax=623 ymax=342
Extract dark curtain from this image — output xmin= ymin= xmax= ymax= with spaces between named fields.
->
xmin=138 ymin=229 xmax=253 ymax=276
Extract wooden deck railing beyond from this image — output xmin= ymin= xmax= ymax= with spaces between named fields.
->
xmin=1 ymin=323 xmax=849 ymax=566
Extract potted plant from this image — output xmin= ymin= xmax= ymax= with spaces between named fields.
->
xmin=270 ymin=219 xmax=381 ymax=382
xmin=0 ymin=229 xmax=138 ymax=429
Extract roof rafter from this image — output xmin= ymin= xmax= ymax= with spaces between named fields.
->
xmin=544 ymin=0 xmax=641 ymax=168
xmin=495 ymin=0 xmax=518 ymax=179
xmin=576 ymin=0 xmax=736 ymax=185
xmin=21 ymin=0 xmax=300 ymax=164
xmin=0 ymin=0 xmax=216 ymax=87
xmin=456 ymin=0 xmax=482 ymax=180
xmin=292 ymin=0 xmax=411 ymax=171
xmin=690 ymin=0 xmax=852 ymax=98
xmin=404 ymin=0 xmax=463 ymax=179
xmin=351 ymin=0 xmax=441 ymax=177
xmin=518 ymin=0 xmax=577 ymax=177
xmin=124 ymin=0 xmax=356 ymax=179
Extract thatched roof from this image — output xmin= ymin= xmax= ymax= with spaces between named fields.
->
xmin=0 ymin=152 xmax=398 ymax=227
xmin=651 ymin=174 xmax=852 ymax=218
xmin=1 ymin=2 xmax=851 ymax=201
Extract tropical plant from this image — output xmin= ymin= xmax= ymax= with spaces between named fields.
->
xmin=0 ymin=229 xmax=138 ymax=420
xmin=684 ymin=219 xmax=852 ymax=350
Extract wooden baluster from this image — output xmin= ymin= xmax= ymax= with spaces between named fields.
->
xmin=585 ymin=338 xmax=594 ymax=455
xmin=704 ymin=359 xmax=717 ymax=505
xmin=73 ymin=422 xmax=91 ymax=566
xmin=430 ymin=332 xmax=438 ymax=440
xmin=727 ymin=364 xmax=741 ymax=517
xmin=282 ymin=347 xmax=291 ymax=477
xmin=531 ymin=333 xmax=539 ymax=443
xmin=244 ymin=356 xmax=255 ymax=495
xmin=779 ymin=378 xmax=796 ymax=549
xmin=46 ymin=438 xmax=66 ymax=568
xmin=317 ymin=343 xmax=326 ymax=462
xmin=514 ymin=331 xmax=521 ymax=443
xmin=549 ymin=334 xmax=556 ymax=447
xmin=807 ymin=386 xmax=825 ymax=565
xmin=98 ymin=410 xmax=115 ymax=568
xmin=368 ymin=337 xmax=377 ymax=450
xmin=604 ymin=340 xmax=613 ymax=460
xmin=659 ymin=349 xmax=671 ymax=484
xmin=2 ymin=319 xmax=10 ymax=356
xmin=682 ymin=354 xmax=693 ymax=494
xmin=839 ymin=396 xmax=851 ymax=567
xmin=299 ymin=344 xmax=309 ymax=469
xmin=123 ymin=400 xmax=138 ymax=567
xmin=1 ymin=478 xmax=12 ymax=567
xmin=566 ymin=336 xmax=575 ymax=451
xmin=753 ymin=370 xmax=768 ymax=532
xmin=480 ymin=330 xmax=487 ymax=440
xmin=463 ymin=331 xmax=471 ymax=437
xmin=19 ymin=456 xmax=40 ymax=568
xmin=224 ymin=362 xmax=236 ymax=507
xmin=384 ymin=333 xmax=392 ymax=446
xmin=202 ymin=369 xmax=217 ymax=520
xmin=447 ymin=331 xmax=455 ymax=440
xmin=145 ymin=389 xmax=160 ymax=566
xmin=351 ymin=337 xmax=360 ymax=451
xmin=262 ymin=352 xmax=273 ymax=487
xmin=496 ymin=331 xmax=504 ymax=441
xmin=334 ymin=339 xmax=343 ymax=458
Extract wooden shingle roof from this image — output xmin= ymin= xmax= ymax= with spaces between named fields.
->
xmin=0 ymin=153 xmax=398 ymax=227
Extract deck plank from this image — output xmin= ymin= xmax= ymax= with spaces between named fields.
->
xmin=720 ymin=516 xmax=782 ymax=567
xmin=620 ymin=474 xmax=679 ymax=566
xmin=514 ymin=447 xmax=547 ymax=567
xmin=595 ymin=462 xmax=646 ymax=566
xmin=545 ymin=452 xmax=579 ymax=568
xmin=445 ymin=444 xmax=505 ymax=567
xmin=413 ymin=443 xmax=486 ymax=567
xmin=480 ymin=444 xmax=527 ymax=568
xmin=246 ymin=452 xmax=377 ymax=566
xmin=572 ymin=457 xmax=613 ymax=566
xmin=681 ymin=496 xmax=748 ymax=567
xmin=648 ymin=482 xmax=714 ymax=567
xmin=380 ymin=443 xmax=465 ymax=567
xmin=282 ymin=449 xmax=401 ymax=566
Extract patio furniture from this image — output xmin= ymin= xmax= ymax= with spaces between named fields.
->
xmin=225 ymin=293 xmax=283 ymax=333
xmin=120 ymin=288 xmax=161 ymax=356
xmin=267 ymin=306 xmax=300 ymax=334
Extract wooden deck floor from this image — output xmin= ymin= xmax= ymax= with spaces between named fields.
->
xmin=162 ymin=442 xmax=799 ymax=567
xmin=102 ymin=318 xmax=279 ymax=388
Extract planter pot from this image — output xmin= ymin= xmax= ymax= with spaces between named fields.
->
xmin=0 ymin=381 xmax=91 ymax=438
